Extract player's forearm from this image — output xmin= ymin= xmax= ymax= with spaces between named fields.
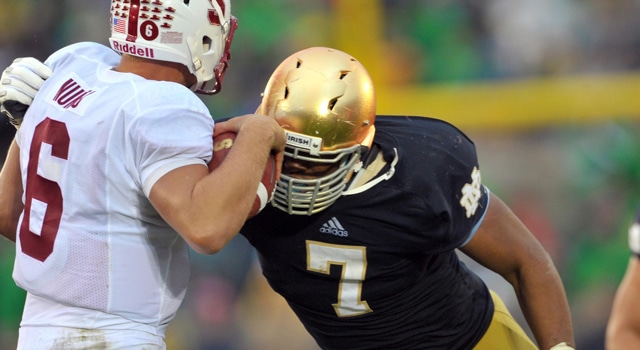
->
xmin=150 ymin=115 xmax=284 ymax=255
xmin=150 ymin=160 xmax=261 ymax=255
xmin=514 ymin=258 xmax=575 ymax=349
xmin=194 ymin=116 xmax=281 ymax=242
xmin=0 ymin=141 xmax=23 ymax=242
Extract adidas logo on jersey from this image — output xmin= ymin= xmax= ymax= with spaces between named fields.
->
xmin=319 ymin=217 xmax=349 ymax=237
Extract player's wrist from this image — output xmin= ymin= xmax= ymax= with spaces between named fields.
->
xmin=0 ymin=101 xmax=25 ymax=129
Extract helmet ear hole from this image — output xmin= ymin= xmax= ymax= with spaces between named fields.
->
xmin=202 ymin=36 xmax=212 ymax=52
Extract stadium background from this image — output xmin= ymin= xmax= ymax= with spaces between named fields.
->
xmin=1 ymin=1 xmax=639 ymax=349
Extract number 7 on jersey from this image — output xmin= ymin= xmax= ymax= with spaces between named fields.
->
xmin=306 ymin=241 xmax=373 ymax=317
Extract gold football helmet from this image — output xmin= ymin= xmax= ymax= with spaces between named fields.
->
xmin=257 ymin=47 xmax=376 ymax=215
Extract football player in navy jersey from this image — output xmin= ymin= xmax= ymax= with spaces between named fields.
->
xmin=606 ymin=205 xmax=640 ymax=349
xmin=240 ymin=47 xmax=575 ymax=350
xmin=1 ymin=46 xmax=575 ymax=349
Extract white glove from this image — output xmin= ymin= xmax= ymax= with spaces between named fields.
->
xmin=0 ymin=57 xmax=52 ymax=128
xmin=549 ymin=342 xmax=574 ymax=350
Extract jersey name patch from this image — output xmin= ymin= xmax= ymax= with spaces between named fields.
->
xmin=460 ymin=167 xmax=482 ymax=218
xmin=48 ymin=73 xmax=98 ymax=116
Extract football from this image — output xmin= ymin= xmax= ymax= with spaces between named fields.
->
xmin=208 ymin=131 xmax=277 ymax=219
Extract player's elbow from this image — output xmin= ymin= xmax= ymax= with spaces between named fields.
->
xmin=182 ymin=225 xmax=236 ymax=255
xmin=187 ymin=236 xmax=226 ymax=255
xmin=0 ymin=206 xmax=19 ymax=243
xmin=0 ymin=225 xmax=17 ymax=243
xmin=171 ymin=201 xmax=248 ymax=255
xmin=503 ymin=243 xmax=557 ymax=290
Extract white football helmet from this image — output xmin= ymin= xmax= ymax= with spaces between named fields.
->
xmin=108 ymin=0 xmax=237 ymax=95
xmin=257 ymin=47 xmax=376 ymax=215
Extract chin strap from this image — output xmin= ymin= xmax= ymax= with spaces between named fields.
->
xmin=343 ymin=147 xmax=398 ymax=196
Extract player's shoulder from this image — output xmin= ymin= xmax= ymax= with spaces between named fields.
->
xmin=374 ymin=115 xmax=475 ymax=150
xmin=375 ymin=115 xmax=473 ymax=141
xmin=136 ymin=80 xmax=203 ymax=110
xmin=372 ymin=115 xmax=480 ymax=188
xmin=122 ymin=82 xmax=210 ymax=131
xmin=46 ymin=42 xmax=120 ymax=69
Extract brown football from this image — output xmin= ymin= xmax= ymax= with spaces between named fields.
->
xmin=208 ymin=131 xmax=277 ymax=218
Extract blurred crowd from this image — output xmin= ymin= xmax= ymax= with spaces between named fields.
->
xmin=2 ymin=1 xmax=640 ymax=349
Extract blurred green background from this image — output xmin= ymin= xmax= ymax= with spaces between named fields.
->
xmin=2 ymin=1 xmax=640 ymax=349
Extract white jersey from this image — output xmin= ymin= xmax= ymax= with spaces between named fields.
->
xmin=12 ymin=42 xmax=215 ymax=340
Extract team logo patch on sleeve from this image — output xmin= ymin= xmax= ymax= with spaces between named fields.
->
xmin=459 ymin=167 xmax=482 ymax=218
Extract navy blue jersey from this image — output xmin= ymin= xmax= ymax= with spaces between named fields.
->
xmin=241 ymin=116 xmax=493 ymax=350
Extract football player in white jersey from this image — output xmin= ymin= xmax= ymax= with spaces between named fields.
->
xmin=0 ymin=1 xmax=284 ymax=349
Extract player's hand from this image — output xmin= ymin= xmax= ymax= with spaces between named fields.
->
xmin=214 ymin=114 xmax=286 ymax=154
xmin=0 ymin=57 xmax=52 ymax=129
xmin=215 ymin=114 xmax=285 ymax=180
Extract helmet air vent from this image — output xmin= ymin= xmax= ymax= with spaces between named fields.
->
xmin=328 ymin=98 xmax=338 ymax=111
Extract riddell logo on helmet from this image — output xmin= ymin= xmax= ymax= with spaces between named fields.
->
xmin=111 ymin=41 xmax=155 ymax=59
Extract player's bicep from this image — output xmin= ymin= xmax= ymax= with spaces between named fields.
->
xmin=459 ymin=192 xmax=548 ymax=281
xmin=148 ymin=163 xmax=208 ymax=233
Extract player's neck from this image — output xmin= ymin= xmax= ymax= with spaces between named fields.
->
xmin=113 ymin=54 xmax=195 ymax=88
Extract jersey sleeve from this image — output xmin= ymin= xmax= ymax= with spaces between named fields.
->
xmin=126 ymin=84 xmax=215 ymax=197
xmin=408 ymin=118 xmax=490 ymax=251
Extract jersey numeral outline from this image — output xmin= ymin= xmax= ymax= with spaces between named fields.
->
xmin=20 ymin=118 xmax=69 ymax=262
xmin=306 ymin=240 xmax=372 ymax=317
